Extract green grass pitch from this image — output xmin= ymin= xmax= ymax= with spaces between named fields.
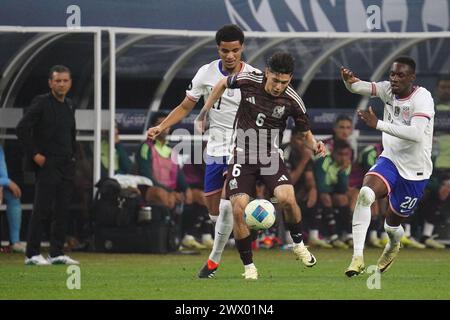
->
xmin=1 ymin=248 xmax=449 ymax=300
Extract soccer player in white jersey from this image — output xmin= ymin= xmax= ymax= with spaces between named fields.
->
xmin=341 ymin=56 xmax=435 ymax=276
xmin=147 ymin=25 xmax=260 ymax=278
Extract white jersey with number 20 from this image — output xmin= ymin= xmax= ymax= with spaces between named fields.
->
xmin=372 ymin=81 xmax=435 ymax=180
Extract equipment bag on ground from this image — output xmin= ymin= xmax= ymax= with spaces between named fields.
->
xmin=92 ymin=178 xmax=140 ymax=227
xmin=93 ymin=204 xmax=180 ymax=254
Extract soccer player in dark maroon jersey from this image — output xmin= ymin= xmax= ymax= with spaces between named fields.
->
xmin=196 ymin=52 xmax=326 ymax=279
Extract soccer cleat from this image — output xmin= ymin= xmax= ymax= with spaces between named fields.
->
xmin=25 ymin=254 xmax=51 ymax=266
xmin=345 ymin=256 xmax=365 ymax=277
xmin=330 ymin=239 xmax=349 ymax=249
xmin=226 ymin=238 xmax=236 ymax=248
xmin=377 ymin=242 xmax=400 ymax=273
xmin=308 ymin=238 xmax=333 ymax=249
xmin=198 ymin=259 xmax=219 ymax=279
xmin=368 ymin=237 xmax=384 ymax=248
xmin=241 ymin=265 xmax=258 ymax=280
xmin=424 ymin=237 xmax=445 ymax=249
xmin=181 ymin=236 xmax=207 ymax=250
xmin=47 ymin=255 xmax=80 ymax=265
xmin=401 ymin=236 xmax=425 ymax=249
xmin=379 ymin=235 xmax=389 ymax=247
xmin=345 ymin=238 xmax=354 ymax=248
xmin=11 ymin=242 xmax=26 ymax=253
xmin=201 ymin=238 xmax=214 ymax=249
xmin=293 ymin=244 xmax=317 ymax=267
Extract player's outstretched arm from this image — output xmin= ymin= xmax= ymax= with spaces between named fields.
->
xmin=301 ymin=130 xmax=326 ymax=157
xmin=194 ymin=78 xmax=228 ymax=133
xmin=341 ymin=66 xmax=374 ymax=96
xmin=147 ymin=97 xmax=196 ymax=140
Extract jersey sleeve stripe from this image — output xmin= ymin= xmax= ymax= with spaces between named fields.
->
xmin=371 ymin=82 xmax=377 ymax=96
xmin=236 ymin=73 xmax=263 ymax=83
xmin=286 ymin=87 xmax=306 ymax=113
xmin=412 ymin=113 xmax=431 ymax=120
xmin=241 ymin=74 xmax=263 ymax=82
xmin=236 ymin=72 xmax=263 ymax=79
xmin=186 ymin=94 xmax=198 ymax=102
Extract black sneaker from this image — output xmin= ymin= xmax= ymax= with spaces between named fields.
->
xmin=198 ymin=262 xmax=218 ymax=279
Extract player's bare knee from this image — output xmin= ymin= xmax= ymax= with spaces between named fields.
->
xmin=277 ymin=193 xmax=295 ymax=207
xmin=357 ymin=186 xmax=376 ymax=207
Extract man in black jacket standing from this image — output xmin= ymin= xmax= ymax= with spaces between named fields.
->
xmin=17 ymin=65 xmax=79 ymax=265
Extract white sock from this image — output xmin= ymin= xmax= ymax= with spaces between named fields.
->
xmin=309 ymin=229 xmax=319 ymax=240
xmin=245 ymin=263 xmax=255 ymax=269
xmin=208 ymin=199 xmax=233 ymax=264
xmin=183 ymin=234 xmax=194 ymax=241
xmin=404 ymin=223 xmax=411 ymax=238
xmin=369 ymin=230 xmax=378 ymax=241
xmin=209 ymin=214 xmax=218 ymax=223
xmin=352 ymin=186 xmax=375 ymax=257
xmin=285 ymin=231 xmax=293 ymax=244
xmin=384 ymin=220 xmax=404 ymax=248
xmin=342 ymin=232 xmax=352 ymax=241
xmin=422 ymin=221 xmax=434 ymax=238
xmin=202 ymin=233 xmax=213 ymax=242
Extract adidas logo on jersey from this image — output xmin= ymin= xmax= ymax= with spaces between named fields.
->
xmin=278 ymin=175 xmax=289 ymax=182
xmin=245 ymin=96 xmax=256 ymax=104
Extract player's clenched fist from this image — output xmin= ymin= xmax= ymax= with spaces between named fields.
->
xmin=314 ymin=140 xmax=327 ymax=157
xmin=147 ymin=125 xmax=162 ymax=140
xmin=340 ymin=66 xmax=360 ymax=84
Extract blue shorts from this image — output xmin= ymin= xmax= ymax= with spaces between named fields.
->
xmin=366 ymin=157 xmax=428 ymax=217
xmin=204 ymin=156 xmax=228 ymax=196
xmin=367 ymin=157 xmax=428 ymax=217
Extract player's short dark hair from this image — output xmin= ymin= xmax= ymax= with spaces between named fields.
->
xmin=333 ymin=139 xmax=352 ymax=152
xmin=215 ymin=24 xmax=245 ymax=45
xmin=48 ymin=65 xmax=71 ymax=79
xmin=334 ymin=114 xmax=352 ymax=126
xmin=393 ymin=56 xmax=416 ymax=73
xmin=150 ymin=111 xmax=168 ymax=127
xmin=267 ymin=52 xmax=295 ymax=75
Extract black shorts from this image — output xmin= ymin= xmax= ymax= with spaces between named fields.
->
xmin=225 ymin=156 xmax=292 ymax=199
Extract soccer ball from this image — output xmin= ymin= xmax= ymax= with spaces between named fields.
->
xmin=244 ymin=199 xmax=276 ymax=230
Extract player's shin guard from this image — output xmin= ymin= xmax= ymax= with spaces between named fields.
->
xmin=235 ymin=235 xmax=253 ymax=265
xmin=208 ymin=199 xmax=233 ymax=264
xmin=352 ymin=186 xmax=375 ymax=257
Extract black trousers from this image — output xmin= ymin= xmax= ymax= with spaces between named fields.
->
xmin=26 ymin=157 xmax=75 ymax=258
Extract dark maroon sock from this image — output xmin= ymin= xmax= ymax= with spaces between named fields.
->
xmin=235 ymin=235 xmax=253 ymax=265
xmin=286 ymin=221 xmax=304 ymax=244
